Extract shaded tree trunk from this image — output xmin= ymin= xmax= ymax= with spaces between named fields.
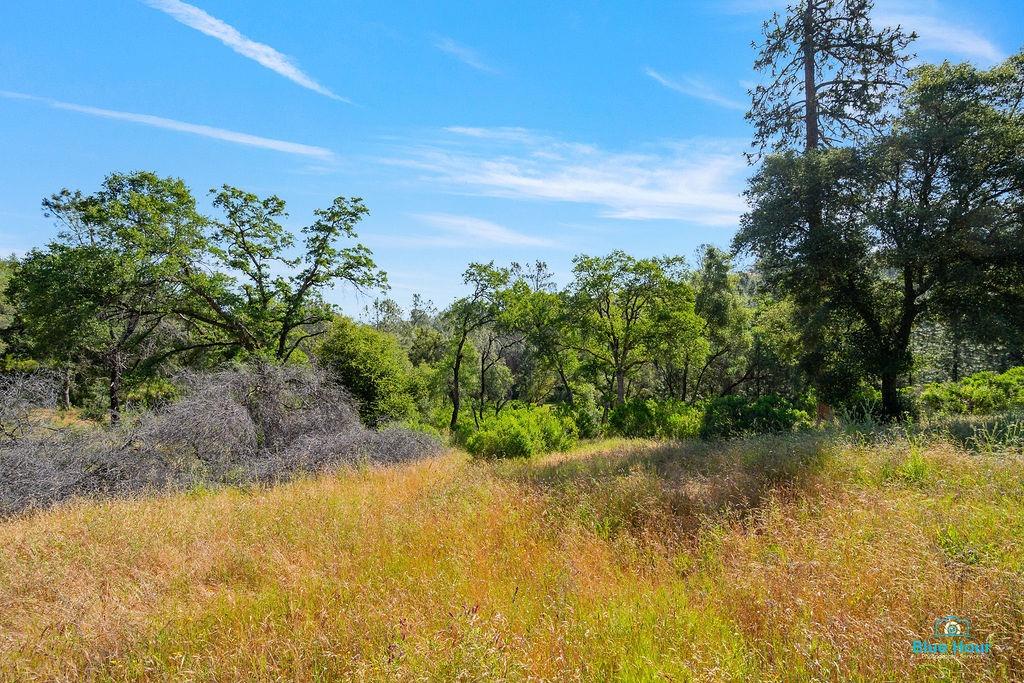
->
xmin=108 ymin=352 xmax=122 ymax=425
xmin=880 ymin=370 xmax=900 ymax=422
xmin=449 ymin=338 xmax=466 ymax=431
xmin=556 ymin=362 xmax=574 ymax=406
xmin=62 ymin=366 xmax=72 ymax=411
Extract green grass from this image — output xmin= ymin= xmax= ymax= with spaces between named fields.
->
xmin=1 ymin=434 xmax=1022 ymax=681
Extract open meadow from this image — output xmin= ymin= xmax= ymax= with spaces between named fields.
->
xmin=3 ymin=0 xmax=1024 ymax=679
xmin=2 ymin=434 xmax=1021 ymax=681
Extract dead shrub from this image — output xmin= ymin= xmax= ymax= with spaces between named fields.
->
xmin=0 ymin=364 xmax=441 ymax=516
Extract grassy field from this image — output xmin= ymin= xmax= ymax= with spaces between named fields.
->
xmin=1 ymin=434 xmax=1022 ymax=681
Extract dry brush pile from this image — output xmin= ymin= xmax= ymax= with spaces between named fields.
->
xmin=0 ymin=365 xmax=441 ymax=516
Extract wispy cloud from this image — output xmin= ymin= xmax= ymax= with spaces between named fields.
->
xmin=381 ymin=127 xmax=748 ymax=226
xmin=0 ymin=91 xmax=335 ymax=160
xmin=645 ymin=68 xmax=746 ymax=110
xmin=877 ymin=12 xmax=1003 ymax=63
xmin=443 ymin=126 xmax=539 ymax=144
xmin=371 ymin=213 xmax=557 ymax=249
xmin=433 ymin=36 xmax=499 ymax=74
xmin=418 ymin=213 xmax=555 ymax=246
xmin=716 ymin=0 xmax=1003 ymax=65
xmin=140 ymin=0 xmax=347 ymax=100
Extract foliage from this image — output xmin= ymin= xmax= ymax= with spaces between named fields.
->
xmin=608 ymin=399 xmax=703 ymax=441
xmin=700 ymin=394 xmax=812 ymax=439
xmin=185 ymin=186 xmax=386 ymax=362
xmin=464 ymin=405 xmax=578 ymax=458
xmin=748 ymin=0 xmax=915 ymax=153
xmin=11 ymin=172 xmax=207 ymax=421
xmin=920 ymin=367 xmax=1024 ymax=416
xmin=316 ymin=316 xmax=416 ymax=425
xmin=737 ymin=54 xmax=1024 ymax=419
xmin=442 ymin=263 xmax=511 ymax=430
xmin=567 ymin=250 xmax=704 ymax=407
xmin=556 ymin=394 xmax=603 ymax=440
xmin=0 ymin=256 xmax=16 ymax=357
xmin=124 ymin=377 xmax=181 ymax=409
xmin=7 ymin=173 xmax=389 ymax=422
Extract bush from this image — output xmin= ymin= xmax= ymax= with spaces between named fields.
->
xmin=920 ymin=367 xmax=1024 ymax=416
xmin=125 ymin=377 xmax=181 ymax=409
xmin=700 ymin=394 xmax=811 ymax=440
xmin=608 ymin=399 xmax=657 ymax=438
xmin=0 ymin=364 xmax=441 ymax=516
xmin=554 ymin=396 xmax=603 ymax=440
xmin=465 ymin=405 xmax=578 ymax=459
xmin=608 ymin=399 xmax=703 ymax=440
xmin=316 ymin=317 xmax=417 ymax=426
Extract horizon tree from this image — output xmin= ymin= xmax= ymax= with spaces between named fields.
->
xmin=737 ymin=55 xmax=1024 ymax=418
xmin=12 ymin=172 xmax=207 ymax=422
xmin=442 ymin=262 xmax=511 ymax=430
xmin=566 ymin=251 xmax=704 ymax=409
xmin=176 ymin=186 xmax=386 ymax=363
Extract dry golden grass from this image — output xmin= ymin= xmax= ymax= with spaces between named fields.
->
xmin=1 ymin=434 xmax=1022 ymax=681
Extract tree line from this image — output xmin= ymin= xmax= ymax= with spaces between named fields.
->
xmin=0 ymin=0 xmax=1021 ymax=437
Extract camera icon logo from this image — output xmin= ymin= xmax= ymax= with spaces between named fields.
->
xmin=933 ymin=615 xmax=971 ymax=639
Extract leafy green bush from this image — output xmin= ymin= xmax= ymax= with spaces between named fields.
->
xmin=662 ymin=404 xmax=704 ymax=440
xmin=465 ymin=405 xmax=578 ymax=458
xmin=700 ymin=394 xmax=811 ymax=439
xmin=555 ymin=398 xmax=603 ymax=440
xmin=608 ymin=399 xmax=703 ymax=440
xmin=125 ymin=377 xmax=181 ymax=408
xmin=316 ymin=317 xmax=417 ymax=426
xmin=608 ymin=399 xmax=657 ymax=438
xmin=920 ymin=367 xmax=1024 ymax=416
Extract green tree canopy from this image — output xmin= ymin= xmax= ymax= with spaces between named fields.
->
xmin=178 ymin=186 xmax=386 ymax=362
xmin=12 ymin=171 xmax=206 ymax=421
xmin=317 ymin=316 xmax=416 ymax=426
xmin=737 ymin=53 xmax=1024 ymax=418
xmin=566 ymin=251 xmax=704 ymax=407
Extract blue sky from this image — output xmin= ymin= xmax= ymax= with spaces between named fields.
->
xmin=1 ymin=0 xmax=1020 ymax=314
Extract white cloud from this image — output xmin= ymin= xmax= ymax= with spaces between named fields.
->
xmin=645 ymin=68 xmax=747 ymax=111
xmin=717 ymin=0 xmax=1003 ymax=65
xmin=0 ymin=91 xmax=335 ymax=160
xmin=416 ymin=213 xmax=556 ymax=246
xmin=140 ymin=0 xmax=347 ymax=100
xmin=877 ymin=12 xmax=1003 ymax=63
xmin=443 ymin=126 xmax=539 ymax=143
xmin=371 ymin=213 xmax=557 ymax=249
xmin=433 ymin=36 xmax=499 ymax=74
xmin=381 ymin=127 xmax=748 ymax=226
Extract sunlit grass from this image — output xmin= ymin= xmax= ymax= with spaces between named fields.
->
xmin=1 ymin=434 xmax=1022 ymax=680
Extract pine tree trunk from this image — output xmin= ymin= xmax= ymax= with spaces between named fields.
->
xmin=802 ymin=2 xmax=819 ymax=152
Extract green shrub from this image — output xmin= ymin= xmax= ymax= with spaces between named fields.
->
xmin=661 ymin=403 xmax=703 ymax=440
xmin=555 ymin=398 xmax=603 ymax=440
xmin=316 ymin=317 xmax=417 ymax=426
xmin=465 ymin=405 xmax=578 ymax=458
xmin=608 ymin=399 xmax=704 ymax=440
xmin=700 ymin=394 xmax=811 ymax=439
xmin=920 ymin=367 xmax=1024 ymax=416
xmin=608 ymin=399 xmax=658 ymax=438
xmin=125 ymin=377 xmax=181 ymax=408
